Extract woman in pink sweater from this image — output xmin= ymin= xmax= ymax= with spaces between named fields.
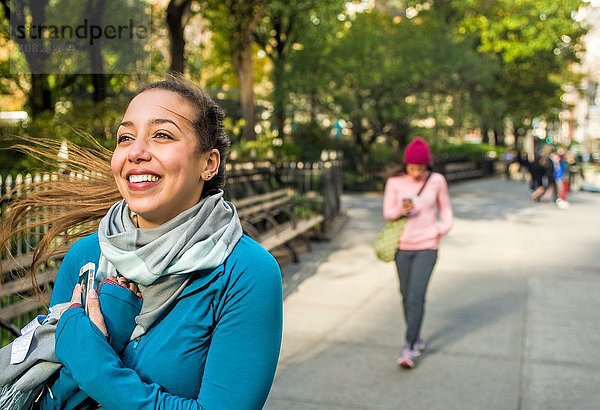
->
xmin=382 ymin=137 xmax=453 ymax=369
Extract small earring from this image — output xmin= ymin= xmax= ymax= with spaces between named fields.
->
xmin=205 ymin=172 xmax=211 ymax=180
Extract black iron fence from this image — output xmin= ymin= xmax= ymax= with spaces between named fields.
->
xmin=342 ymin=158 xmax=500 ymax=192
xmin=226 ymin=151 xmax=343 ymax=231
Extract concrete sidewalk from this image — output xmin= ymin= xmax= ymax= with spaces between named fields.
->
xmin=265 ymin=178 xmax=600 ymax=410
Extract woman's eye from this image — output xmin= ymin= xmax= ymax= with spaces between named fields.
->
xmin=117 ymin=134 xmax=133 ymax=144
xmin=154 ymin=132 xmax=174 ymax=140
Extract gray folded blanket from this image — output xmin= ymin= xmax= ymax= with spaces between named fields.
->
xmin=0 ymin=302 xmax=69 ymax=410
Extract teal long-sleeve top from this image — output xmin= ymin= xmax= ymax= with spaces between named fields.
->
xmin=42 ymin=233 xmax=283 ymax=409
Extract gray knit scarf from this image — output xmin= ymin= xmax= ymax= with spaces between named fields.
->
xmin=98 ymin=189 xmax=243 ymax=339
xmin=98 ymin=189 xmax=242 ymax=286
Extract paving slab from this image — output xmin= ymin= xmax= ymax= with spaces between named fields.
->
xmin=522 ymin=362 xmax=600 ymax=410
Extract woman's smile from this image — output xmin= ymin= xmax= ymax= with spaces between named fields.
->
xmin=125 ymin=169 xmax=162 ymax=191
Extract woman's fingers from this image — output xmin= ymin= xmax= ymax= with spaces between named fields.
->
xmin=107 ymin=274 xmax=143 ymax=299
xmin=87 ymin=288 xmax=109 ymax=337
xmin=62 ymin=283 xmax=83 ymax=314
xmin=70 ymin=283 xmax=82 ymax=305
xmin=66 ymin=283 xmax=110 ymax=340
xmin=122 ymin=277 xmax=143 ymax=299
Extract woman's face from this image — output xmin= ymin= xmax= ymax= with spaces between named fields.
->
xmin=112 ymin=89 xmax=213 ymax=228
xmin=406 ymin=163 xmax=428 ymax=180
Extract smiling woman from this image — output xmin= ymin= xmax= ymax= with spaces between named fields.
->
xmin=0 ymin=76 xmax=283 ymax=410
xmin=112 ymin=89 xmax=218 ymax=228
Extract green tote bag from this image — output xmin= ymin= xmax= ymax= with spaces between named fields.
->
xmin=374 ymin=217 xmax=407 ymax=262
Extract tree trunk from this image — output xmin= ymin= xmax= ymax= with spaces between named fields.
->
xmin=493 ymin=128 xmax=504 ymax=146
xmin=91 ymin=74 xmax=107 ymax=102
xmin=352 ymin=117 xmax=368 ymax=174
xmin=481 ymin=126 xmax=490 ymax=144
xmin=513 ymin=122 xmax=529 ymax=150
xmin=308 ymin=91 xmax=317 ymax=124
xmin=30 ymin=74 xmax=53 ymax=115
xmin=167 ymin=0 xmax=191 ymax=74
xmin=273 ymin=58 xmax=286 ymax=139
xmin=8 ymin=0 xmax=53 ymax=115
xmin=87 ymin=0 xmax=107 ymax=102
xmin=226 ymin=0 xmax=267 ymax=141
xmin=235 ymin=45 xmax=256 ymax=140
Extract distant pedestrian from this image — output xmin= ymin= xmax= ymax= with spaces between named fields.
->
xmin=517 ymin=151 xmax=530 ymax=181
xmin=503 ymin=149 xmax=516 ymax=180
xmin=530 ymin=152 xmax=555 ymax=202
xmin=382 ymin=137 xmax=454 ymax=369
xmin=554 ymin=151 xmax=570 ymax=209
xmin=528 ymin=154 xmax=545 ymax=194
xmin=566 ymin=151 xmax=583 ymax=190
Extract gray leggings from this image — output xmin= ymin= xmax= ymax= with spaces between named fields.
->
xmin=394 ymin=249 xmax=438 ymax=347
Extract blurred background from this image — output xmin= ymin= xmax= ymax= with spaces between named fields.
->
xmin=1 ymin=0 xmax=599 ymax=190
xmin=3 ymin=3 xmax=600 ymax=407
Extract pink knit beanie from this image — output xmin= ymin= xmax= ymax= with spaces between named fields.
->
xmin=403 ymin=137 xmax=431 ymax=165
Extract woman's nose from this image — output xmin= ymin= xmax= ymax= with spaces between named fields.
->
xmin=127 ymin=138 xmax=152 ymax=163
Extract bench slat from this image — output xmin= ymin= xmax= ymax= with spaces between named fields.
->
xmin=260 ymin=215 xmax=324 ymax=251
xmin=0 ymin=290 xmax=51 ymax=321
xmin=238 ymin=196 xmax=291 ymax=219
xmin=233 ymin=189 xmax=289 ymax=208
xmin=1 ymin=249 xmax=67 ymax=275
xmin=0 ymin=269 xmax=57 ymax=298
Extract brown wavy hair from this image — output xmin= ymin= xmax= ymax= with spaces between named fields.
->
xmin=0 ymin=75 xmax=230 ymax=294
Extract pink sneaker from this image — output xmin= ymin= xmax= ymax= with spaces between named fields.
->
xmin=412 ymin=338 xmax=426 ymax=357
xmin=397 ymin=346 xmax=416 ymax=369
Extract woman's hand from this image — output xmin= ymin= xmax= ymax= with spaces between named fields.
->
xmin=99 ymin=275 xmax=143 ymax=299
xmin=401 ymin=198 xmax=414 ymax=214
xmin=115 ymin=275 xmax=143 ymax=299
xmin=69 ymin=283 xmax=108 ymax=338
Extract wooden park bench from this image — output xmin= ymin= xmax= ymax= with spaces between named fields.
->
xmin=1 ymin=159 xmax=337 ymax=346
xmin=0 ymin=188 xmax=325 ymax=346
xmin=232 ymin=188 xmax=324 ymax=262
xmin=443 ymin=161 xmax=486 ymax=182
xmin=0 ymin=191 xmax=325 ymax=345
xmin=0 ymin=251 xmax=65 ymax=343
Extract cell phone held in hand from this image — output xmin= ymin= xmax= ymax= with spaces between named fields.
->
xmin=78 ymin=262 xmax=96 ymax=315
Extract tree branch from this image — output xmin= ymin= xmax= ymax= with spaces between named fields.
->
xmin=0 ymin=0 xmax=10 ymax=21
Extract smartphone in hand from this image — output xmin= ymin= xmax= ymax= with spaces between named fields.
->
xmin=78 ymin=262 xmax=96 ymax=315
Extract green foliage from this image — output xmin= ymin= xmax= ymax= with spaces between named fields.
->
xmin=434 ymin=141 xmax=501 ymax=163
xmin=290 ymin=122 xmax=334 ymax=161
xmin=32 ymin=0 xmax=149 ymax=74
xmin=286 ymin=6 xmax=484 ymax=171
xmin=368 ymin=142 xmax=396 ymax=170
xmin=452 ymin=0 xmax=586 ymax=127
xmin=0 ymin=0 xmax=588 ymax=177
xmin=253 ymin=0 xmax=347 ymax=137
xmin=291 ymin=194 xmax=323 ymax=220
xmin=229 ymin=133 xmax=300 ymax=162
xmin=0 ymin=99 xmax=126 ymax=174
xmin=23 ymin=100 xmax=125 ymax=149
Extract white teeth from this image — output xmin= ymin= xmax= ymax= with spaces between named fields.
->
xmin=128 ymin=174 xmax=160 ymax=183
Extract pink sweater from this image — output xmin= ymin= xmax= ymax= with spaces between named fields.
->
xmin=382 ymin=172 xmax=453 ymax=251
